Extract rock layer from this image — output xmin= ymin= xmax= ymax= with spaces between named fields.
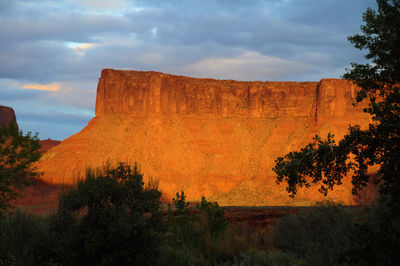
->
xmin=38 ymin=69 xmax=372 ymax=205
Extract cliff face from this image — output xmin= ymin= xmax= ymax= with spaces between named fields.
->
xmin=0 ymin=105 xmax=17 ymax=127
xmin=38 ymin=69 xmax=373 ymax=205
xmin=96 ymin=69 xmax=318 ymax=118
xmin=95 ymin=69 xmax=364 ymax=121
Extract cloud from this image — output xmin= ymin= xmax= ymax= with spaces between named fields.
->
xmin=18 ymin=110 xmax=92 ymax=126
xmin=43 ymin=82 xmax=97 ymax=110
xmin=74 ymin=0 xmax=126 ymax=10
xmin=22 ymin=82 xmax=61 ymax=91
xmin=0 ymin=0 xmax=378 ymax=139
xmin=0 ymin=88 xmax=46 ymax=102
xmin=74 ymin=42 xmax=95 ymax=52
xmin=65 ymin=42 xmax=97 ymax=53
xmin=177 ymin=50 xmax=314 ymax=81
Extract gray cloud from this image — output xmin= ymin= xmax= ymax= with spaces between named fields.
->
xmin=18 ymin=111 xmax=92 ymax=126
xmin=0 ymin=86 xmax=47 ymax=101
xmin=0 ymin=0 xmax=377 ymax=139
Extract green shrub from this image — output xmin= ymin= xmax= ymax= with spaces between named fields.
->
xmin=219 ymin=250 xmax=302 ymax=266
xmin=273 ymin=201 xmax=356 ymax=265
xmin=345 ymin=203 xmax=400 ymax=265
xmin=161 ymin=193 xmax=238 ymax=265
xmin=36 ymin=162 xmax=164 ymax=266
xmin=34 ymin=210 xmax=78 ymax=265
xmin=0 ymin=210 xmax=47 ymax=265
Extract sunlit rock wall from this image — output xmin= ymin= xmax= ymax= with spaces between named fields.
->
xmin=38 ymin=70 xmax=372 ymax=206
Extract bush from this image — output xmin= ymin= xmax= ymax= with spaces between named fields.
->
xmin=0 ymin=210 xmax=46 ymax=265
xmin=345 ymin=203 xmax=400 ymax=265
xmin=219 ymin=250 xmax=306 ymax=266
xmin=160 ymin=193 xmax=238 ymax=265
xmin=273 ymin=201 xmax=356 ymax=265
xmin=37 ymin=162 xmax=164 ymax=266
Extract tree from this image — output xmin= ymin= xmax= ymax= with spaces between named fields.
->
xmin=42 ymin=162 xmax=164 ymax=266
xmin=273 ymin=0 xmax=400 ymax=210
xmin=0 ymin=121 xmax=41 ymax=213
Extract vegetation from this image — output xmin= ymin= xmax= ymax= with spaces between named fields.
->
xmin=1 ymin=1 xmax=398 ymax=265
xmin=0 ymin=121 xmax=41 ymax=213
xmin=273 ymin=0 xmax=400 ymax=209
xmin=0 ymin=161 xmax=397 ymax=265
xmin=1 ymin=191 xmax=380 ymax=265
xmin=37 ymin=162 xmax=164 ymax=266
xmin=272 ymin=0 xmax=400 ymax=263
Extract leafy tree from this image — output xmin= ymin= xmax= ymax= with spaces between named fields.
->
xmin=161 ymin=193 xmax=232 ymax=265
xmin=171 ymin=190 xmax=190 ymax=214
xmin=197 ymin=196 xmax=228 ymax=238
xmin=273 ymin=2 xmax=400 ymax=263
xmin=273 ymin=0 xmax=400 ymax=210
xmin=39 ymin=162 xmax=164 ymax=266
xmin=0 ymin=121 xmax=41 ymax=213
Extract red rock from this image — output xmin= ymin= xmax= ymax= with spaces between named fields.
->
xmin=37 ymin=70 xmax=373 ymax=206
xmin=39 ymin=138 xmax=61 ymax=153
xmin=0 ymin=105 xmax=17 ymax=127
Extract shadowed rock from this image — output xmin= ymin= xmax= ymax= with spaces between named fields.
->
xmin=0 ymin=105 xmax=17 ymax=127
xmin=39 ymin=138 xmax=61 ymax=153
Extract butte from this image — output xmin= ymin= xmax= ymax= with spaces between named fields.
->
xmin=37 ymin=69 xmax=373 ymax=206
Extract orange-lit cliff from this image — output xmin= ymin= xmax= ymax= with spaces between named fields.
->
xmin=37 ymin=69 xmax=372 ymax=205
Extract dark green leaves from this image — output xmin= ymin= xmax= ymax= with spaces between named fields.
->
xmin=0 ymin=121 xmax=41 ymax=213
xmin=54 ymin=162 xmax=164 ymax=266
xmin=274 ymin=1 xmax=400 ymax=210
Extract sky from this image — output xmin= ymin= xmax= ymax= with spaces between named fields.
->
xmin=0 ymin=0 xmax=376 ymax=140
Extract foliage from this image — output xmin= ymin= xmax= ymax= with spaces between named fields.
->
xmin=4 ymin=199 xmax=394 ymax=265
xmin=273 ymin=2 xmax=400 ymax=261
xmin=220 ymin=250 xmax=302 ymax=266
xmin=34 ymin=210 xmax=79 ymax=265
xmin=273 ymin=0 xmax=400 ymax=210
xmin=160 ymin=193 xmax=236 ymax=265
xmin=345 ymin=203 xmax=400 ymax=265
xmin=197 ymin=196 xmax=228 ymax=238
xmin=171 ymin=190 xmax=190 ymax=213
xmin=37 ymin=162 xmax=164 ymax=266
xmin=0 ymin=121 xmax=41 ymax=213
xmin=274 ymin=201 xmax=356 ymax=265
xmin=0 ymin=210 xmax=46 ymax=265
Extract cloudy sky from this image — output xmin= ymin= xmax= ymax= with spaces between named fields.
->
xmin=0 ymin=0 xmax=376 ymax=140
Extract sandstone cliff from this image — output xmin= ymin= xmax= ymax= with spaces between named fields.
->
xmin=38 ymin=69 xmax=373 ymax=205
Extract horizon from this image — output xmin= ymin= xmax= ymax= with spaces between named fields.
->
xmin=0 ymin=0 xmax=376 ymax=140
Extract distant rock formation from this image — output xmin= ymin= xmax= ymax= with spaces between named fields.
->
xmin=0 ymin=105 xmax=17 ymax=127
xmin=1 ymin=105 xmax=60 ymax=154
xmin=39 ymin=138 xmax=61 ymax=153
xmin=38 ymin=69 xmax=373 ymax=205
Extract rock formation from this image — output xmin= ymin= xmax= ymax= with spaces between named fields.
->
xmin=37 ymin=69 xmax=373 ymax=205
xmin=39 ymin=138 xmax=61 ymax=153
xmin=0 ymin=105 xmax=17 ymax=127
xmin=0 ymin=105 xmax=60 ymax=154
